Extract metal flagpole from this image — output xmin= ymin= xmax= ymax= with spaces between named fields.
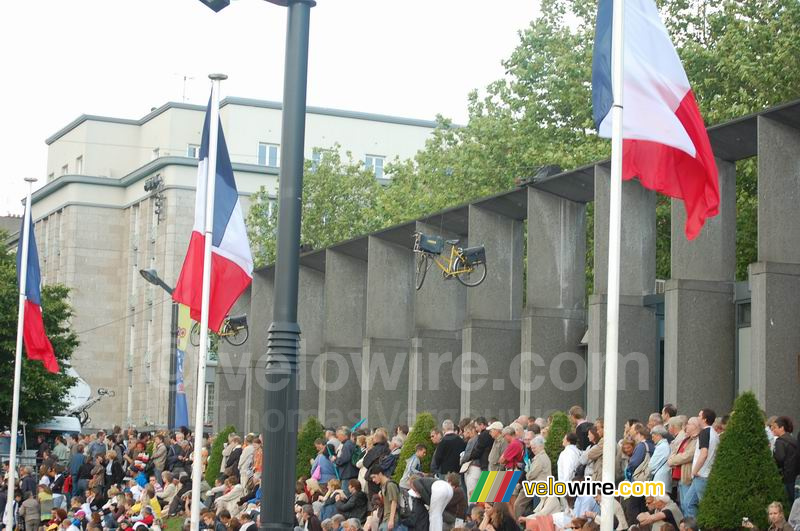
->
xmin=189 ymin=73 xmax=226 ymax=531
xmin=3 ymin=177 xmax=37 ymax=530
xmin=600 ymin=0 xmax=625 ymax=529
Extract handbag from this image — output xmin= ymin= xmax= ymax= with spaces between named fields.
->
xmin=459 ymin=460 xmax=472 ymax=474
xmin=312 ymin=464 xmax=321 ymax=481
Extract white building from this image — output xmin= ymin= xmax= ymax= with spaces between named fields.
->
xmin=29 ymin=97 xmax=438 ymax=429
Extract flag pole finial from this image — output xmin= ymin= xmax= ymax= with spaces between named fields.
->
xmin=208 ymin=73 xmax=228 ymax=81
xmin=24 ymin=177 xmax=37 ymax=183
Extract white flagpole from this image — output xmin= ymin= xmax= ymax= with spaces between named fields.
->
xmin=4 ymin=177 xmax=37 ymax=530
xmin=189 ymin=73 xmax=226 ymax=531
xmin=600 ymin=0 xmax=625 ymax=529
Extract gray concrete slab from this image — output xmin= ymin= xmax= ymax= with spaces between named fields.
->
xmin=414 ymin=221 xmax=467 ymax=331
xmin=361 ymin=337 xmax=411 ymax=430
xmin=409 ymin=330 xmax=463 ymax=425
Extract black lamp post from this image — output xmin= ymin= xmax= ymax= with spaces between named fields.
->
xmin=195 ymin=1 xmax=314 ymax=527
xmin=138 ymin=268 xmax=179 ymax=429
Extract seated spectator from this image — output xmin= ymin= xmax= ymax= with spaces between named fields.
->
xmin=633 ymin=495 xmax=683 ymax=531
xmin=743 ymin=501 xmax=793 ymax=531
xmin=479 ymin=502 xmax=519 ymax=531
xmin=335 ymin=480 xmax=368 ymax=523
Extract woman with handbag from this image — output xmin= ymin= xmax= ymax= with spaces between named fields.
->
xmin=310 ymin=439 xmax=337 ymax=484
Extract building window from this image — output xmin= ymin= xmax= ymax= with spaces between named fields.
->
xmin=204 ymin=382 xmax=216 ymax=425
xmin=61 ymin=164 xmax=69 ymax=176
xmin=187 ymin=144 xmax=200 ymax=159
xmin=365 ymin=155 xmax=386 ymax=179
xmin=257 ymin=142 xmax=279 ymax=167
xmin=152 ymin=148 xmax=160 ymax=161
xmin=75 ymin=156 xmax=83 ymax=174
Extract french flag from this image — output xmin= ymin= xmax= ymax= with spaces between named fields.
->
xmin=172 ymin=99 xmax=253 ymax=332
xmin=17 ymin=215 xmax=58 ymax=373
xmin=592 ymin=0 xmax=719 ymax=240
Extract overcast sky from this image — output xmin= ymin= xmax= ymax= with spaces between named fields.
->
xmin=0 ymin=0 xmax=539 ymax=215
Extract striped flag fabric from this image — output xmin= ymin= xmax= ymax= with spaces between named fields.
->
xmin=592 ymin=0 xmax=719 ymax=240
xmin=469 ymin=471 xmax=522 ymax=503
xmin=16 ymin=215 xmax=58 ymax=373
xmin=172 ymin=98 xmax=253 ymax=332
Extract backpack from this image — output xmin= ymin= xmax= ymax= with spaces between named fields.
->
xmin=351 ymin=446 xmax=365 ymax=467
xmin=383 ymin=480 xmax=411 ymax=520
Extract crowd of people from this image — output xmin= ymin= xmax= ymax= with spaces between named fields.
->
xmin=0 ymin=404 xmax=797 ymax=531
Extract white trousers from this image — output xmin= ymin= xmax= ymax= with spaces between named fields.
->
xmin=429 ymin=480 xmax=454 ymax=531
xmin=465 ymin=466 xmax=482 ymax=501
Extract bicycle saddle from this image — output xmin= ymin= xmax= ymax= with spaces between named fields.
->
xmin=446 ymin=239 xmax=460 ymax=245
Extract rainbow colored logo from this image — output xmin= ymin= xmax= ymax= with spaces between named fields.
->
xmin=469 ymin=471 xmax=522 ymax=503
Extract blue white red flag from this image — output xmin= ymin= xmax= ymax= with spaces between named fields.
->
xmin=172 ymin=99 xmax=253 ymax=332
xmin=16 ymin=214 xmax=58 ymax=373
xmin=592 ymin=0 xmax=719 ymax=240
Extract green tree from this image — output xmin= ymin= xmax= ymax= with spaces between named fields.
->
xmin=698 ymin=392 xmax=786 ymax=529
xmin=545 ymin=411 xmax=572 ymax=465
xmin=0 ymin=241 xmax=78 ymax=428
xmin=205 ymin=425 xmax=237 ymax=484
xmin=393 ymin=412 xmax=436 ymax=482
xmin=248 ymin=148 xmax=384 ymax=268
xmin=297 ymin=416 xmax=325 ymax=480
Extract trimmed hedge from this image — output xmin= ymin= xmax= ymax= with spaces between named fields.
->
xmin=297 ymin=417 xmax=325 ymax=480
xmin=698 ymin=392 xmax=786 ymax=530
xmin=545 ymin=411 xmax=571 ymax=465
xmin=205 ymin=425 xmax=237 ymax=484
xmin=393 ymin=412 xmax=436 ymax=482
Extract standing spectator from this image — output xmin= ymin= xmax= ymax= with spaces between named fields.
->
xmin=683 ymin=409 xmax=719 ymax=518
xmin=36 ymin=435 xmax=51 ymax=468
xmin=581 ymin=421 xmax=604 ymax=480
xmin=369 ymin=465 xmax=404 ymax=531
xmin=380 ymin=436 xmax=404 ymax=478
xmin=225 ymin=436 xmax=243 ymax=479
xmin=151 ymin=435 xmax=167 ymax=485
xmin=105 ymin=450 xmax=125 ymax=487
xmin=624 ymin=425 xmax=655 ymax=522
xmin=68 ymin=444 xmax=86 ymax=498
xmin=362 ymin=429 xmax=390 ymax=496
xmin=557 ymin=433 xmax=581 ymax=482
xmin=662 ymin=404 xmax=678 ymax=424
xmin=400 ymin=445 xmax=427 ymax=490
xmin=334 ymin=428 xmax=359 ymax=481
xmin=772 ymin=416 xmax=798 ymax=504
xmin=465 ymin=418 xmax=493 ymax=498
xmin=88 ymin=432 xmax=107 ymax=459
xmin=410 ymin=475 xmax=453 ymax=531
xmin=19 ymin=491 xmax=41 ymax=531
xmin=52 ymin=436 xmax=70 ymax=468
xmin=487 ymin=423 xmax=508 ymax=472
xmin=430 ymin=420 xmax=466 ymax=478
xmin=569 ymin=406 xmax=593 ymax=451
xmin=238 ymin=434 xmax=256 ymax=485
xmin=513 ymin=436 xmax=551 ymax=519
xmin=668 ymin=417 xmax=698 ymax=510
xmin=498 ymin=427 xmax=523 ymax=471
xmin=650 ymin=425 xmax=672 ymax=491
xmin=311 ymin=439 xmax=338 ymax=484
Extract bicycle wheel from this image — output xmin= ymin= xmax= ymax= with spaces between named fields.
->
xmin=225 ymin=325 xmax=249 ymax=347
xmin=190 ymin=322 xmax=201 ymax=347
xmin=415 ymin=252 xmax=429 ymax=290
xmin=453 ymin=257 xmax=487 ymax=287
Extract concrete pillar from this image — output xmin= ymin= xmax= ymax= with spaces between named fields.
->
xmin=587 ymin=164 xmax=658 ymax=426
xmin=410 ymin=222 xmax=466 ymax=425
xmin=215 ymin=287 xmax=253 ymax=432
xmin=361 ymin=236 xmax=414 ymax=429
xmin=320 ymin=250 xmax=367 ymax=427
xmin=461 ymin=205 xmax=524 ymax=420
xmin=664 ymin=159 xmax=736 ymax=416
xmin=521 ymin=188 xmax=587 ymax=418
xmin=749 ymin=117 xmax=800 ymax=421
xmin=298 ymin=266 xmax=325 ymax=423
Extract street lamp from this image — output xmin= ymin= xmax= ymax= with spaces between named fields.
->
xmin=194 ymin=1 xmax=314 ymax=529
xmin=138 ymin=269 xmax=179 ymax=429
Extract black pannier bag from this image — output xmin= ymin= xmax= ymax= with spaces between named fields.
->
xmin=418 ymin=233 xmax=444 ymax=255
xmin=228 ymin=314 xmax=248 ymax=329
xmin=462 ymin=246 xmax=486 ymax=265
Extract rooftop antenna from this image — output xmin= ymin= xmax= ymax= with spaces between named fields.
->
xmin=172 ymin=73 xmax=196 ymax=102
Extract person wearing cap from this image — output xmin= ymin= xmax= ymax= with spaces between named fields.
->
xmin=486 ymin=422 xmax=508 ymax=472
xmin=649 ymin=425 xmax=672 ymax=492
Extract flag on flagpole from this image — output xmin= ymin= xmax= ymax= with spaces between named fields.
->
xmin=592 ymin=0 xmax=719 ymax=240
xmin=173 ymin=98 xmax=253 ymax=332
xmin=16 ymin=215 xmax=58 ymax=373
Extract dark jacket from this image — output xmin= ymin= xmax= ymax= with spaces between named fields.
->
xmin=363 ymin=442 xmax=390 ymax=470
xmin=20 ymin=475 xmax=37 ymax=498
xmin=443 ymin=487 xmax=467 ymax=524
xmin=467 ymin=429 xmax=494 ymax=471
xmin=431 ymin=434 xmax=466 ymax=476
xmin=335 ymin=490 xmax=368 ymax=522
xmin=400 ymin=495 xmax=429 ymax=531
xmin=774 ymin=433 xmax=799 ymax=483
xmin=576 ymin=422 xmax=593 ymax=452
xmin=106 ymin=460 xmax=125 ymax=486
xmin=306 ymin=514 xmax=323 ymax=531
xmin=334 ymin=440 xmax=359 ymax=480
xmin=410 ymin=477 xmax=437 ymax=505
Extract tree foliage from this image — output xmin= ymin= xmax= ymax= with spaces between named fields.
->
xmin=392 ymin=412 xmax=436 ymax=483
xmin=0 ymin=239 xmax=78 ymax=428
xmin=205 ymin=424 xmax=237 ymax=484
xmin=697 ymin=392 xmax=786 ymax=529
xmin=296 ymin=416 xmax=325 ymax=480
xmin=545 ymin=411 xmax=572 ymax=466
xmin=247 ymin=0 xmax=800 ymax=282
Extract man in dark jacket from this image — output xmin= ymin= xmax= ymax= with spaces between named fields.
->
xmin=772 ymin=416 xmax=798 ymax=503
xmin=300 ymin=504 xmax=323 ymax=531
xmin=570 ymin=406 xmax=593 ymax=451
xmin=335 ymin=480 xmax=368 ymax=522
xmin=465 ymin=418 xmax=494 ymax=500
xmin=362 ymin=430 xmax=390 ymax=496
xmin=431 ymin=420 xmax=466 ymax=478
xmin=333 ymin=428 xmax=359 ymax=480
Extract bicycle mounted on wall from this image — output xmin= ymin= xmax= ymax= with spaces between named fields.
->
xmin=413 ymin=231 xmax=487 ymax=290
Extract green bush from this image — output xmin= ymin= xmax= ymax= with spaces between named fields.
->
xmin=698 ymin=392 xmax=786 ymax=530
xmin=393 ymin=412 xmax=437 ymax=482
xmin=205 ymin=425 xmax=237 ymax=484
xmin=297 ymin=417 xmax=325 ymax=480
xmin=545 ymin=411 xmax=571 ymax=465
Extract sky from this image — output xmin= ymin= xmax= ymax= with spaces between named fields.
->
xmin=0 ymin=0 xmax=539 ymax=215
